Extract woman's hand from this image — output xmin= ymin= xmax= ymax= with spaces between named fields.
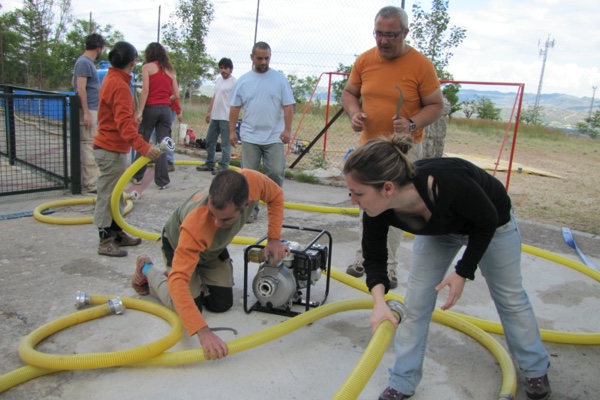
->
xmin=435 ymin=271 xmax=467 ymax=310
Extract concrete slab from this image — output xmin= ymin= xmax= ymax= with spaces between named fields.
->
xmin=1 ymin=153 xmax=598 ymax=399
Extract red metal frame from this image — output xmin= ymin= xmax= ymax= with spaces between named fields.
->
xmin=289 ymin=75 xmax=525 ymax=191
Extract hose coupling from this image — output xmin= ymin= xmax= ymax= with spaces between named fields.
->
xmin=107 ymin=296 xmax=125 ymax=315
xmin=75 ymin=291 xmax=90 ymax=309
xmin=157 ymin=137 xmax=175 ymax=154
xmin=386 ymin=300 xmax=407 ymax=324
xmin=127 ymin=191 xmax=139 ymax=202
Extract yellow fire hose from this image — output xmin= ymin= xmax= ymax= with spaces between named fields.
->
xmin=33 ymin=196 xmax=134 ymax=225
xmin=19 ymin=155 xmax=598 ymax=398
xmin=1 ymin=294 xmax=183 ymax=393
xmin=2 ymin=297 xmax=395 ymax=399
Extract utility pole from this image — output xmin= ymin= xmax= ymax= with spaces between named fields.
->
xmin=533 ymin=35 xmax=555 ymax=122
xmin=253 ymin=0 xmax=260 ymax=44
xmin=589 ymin=86 xmax=597 ymax=119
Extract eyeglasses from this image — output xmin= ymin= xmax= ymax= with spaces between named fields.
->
xmin=373 ymin=30 xmax=404 ymax=40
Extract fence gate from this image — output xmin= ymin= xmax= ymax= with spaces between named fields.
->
xmin=0 ymin=85 xmax=80 ymax=197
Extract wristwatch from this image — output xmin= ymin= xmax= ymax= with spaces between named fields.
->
xmin=408 ymin=119 xmax=417 ymax=132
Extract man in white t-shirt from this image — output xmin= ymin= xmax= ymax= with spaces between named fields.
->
xmin=197 ymin=58 xmax=237 ymax=175
xmin=228 ymin=42 xmax=295 ymax=222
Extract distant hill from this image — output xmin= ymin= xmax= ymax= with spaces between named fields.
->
xmin=200 ymin=84 xmax=596 ymax=129
xmin=455 ymin=89 xmax=594 ymax=129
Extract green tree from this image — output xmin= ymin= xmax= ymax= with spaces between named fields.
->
xmin=475 ymin=95 xmax=501 ymax=121
xmin=439 ymin=70 xmax=461 ymax=118
xmin=577 ymin=110 xmax=600 ymax=139
xmin=162 ymin=0 xmax=216 ymax=102
xmin=332 ymin=62 xmax=353 ymax=103
xmin=461 ymin=100 xmax=476 ymax=118
xmin=409 ymin=0 xmax=466 ymax=116
xmin=0 ymin=10 xmax=29 ymax=85
xmin=519 ymin=105 xmax=545 ymax=125
xmin=15 ymin=0 xmax=72 ymax=89
xmin=287 ymin=73 xmax=318 ymax=108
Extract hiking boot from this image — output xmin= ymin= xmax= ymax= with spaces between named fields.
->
xmin=388 ymin=268 xmax=398 ymax=289
xmin=346 ymin=260 xmax=365 ymax=277
xmin=378 ymin=386 xmax=411 ymax=400
xmin=246 ymin=214 xmax=257 ymax=224
xmin=525 ymin=374 xmax=551 ymax=400
xmin=196 ymin=165 xmax=214 ymax=172
xmin=115 ymin=231 xmax=142 ymax=247
xmin=167 ymin=163 xmax=175 ymax=172
xmin=132 ymin=254 xmax=152 ymax=296
xmin=98 ymin=237 xmax=127 ymax=257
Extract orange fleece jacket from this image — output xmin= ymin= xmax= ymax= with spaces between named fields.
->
xmin=94 ymin=67 xmax=152 ymax=155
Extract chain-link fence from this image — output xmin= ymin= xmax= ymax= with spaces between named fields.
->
xmin=76 ymin=0 xmax=405 ymax=172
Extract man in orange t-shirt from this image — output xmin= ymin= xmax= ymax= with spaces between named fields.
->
xmin=341 ymin=6 xmax=444 ymax=288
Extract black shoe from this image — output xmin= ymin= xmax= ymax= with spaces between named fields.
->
xmin=525 ymin=374 xmax=551 ymax=400
xmin=196 ymin=165 xmax=214 ymax=172
xmin=378 ymin=387 xmax=411 ymax=400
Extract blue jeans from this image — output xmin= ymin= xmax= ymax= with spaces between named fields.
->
xmin=205 ymin=119 xmax=231 ymax=170
xmin=390 ymin=213 xmax=550 ymax=395
xmin=241 ymin=142 xmax=285 ymax=216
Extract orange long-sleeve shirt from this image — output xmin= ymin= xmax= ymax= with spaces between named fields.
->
xmin=94 ymin=67 xmax=151 ymax=155
xmin=163 ymin=169 xmax=285 ymax=336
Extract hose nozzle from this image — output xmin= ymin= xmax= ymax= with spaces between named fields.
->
xmin=387 ymin=300 xmax=407 ymax=324
xmin=157 ymin=137 xmax=175 ymax=154
xmin=126 ymin=191 xmax=139 ymax=201
xmin=107 ymin=296 xmax=125 ymax=315
xmin=75 ymin=291 xmax=90 ymax=309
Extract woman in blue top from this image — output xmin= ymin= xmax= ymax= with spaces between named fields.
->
xmin=343 ymin=136 xmax=551 ymax=400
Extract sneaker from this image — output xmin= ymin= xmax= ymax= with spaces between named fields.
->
xmin=132 ymin=254 xmax=152 ymax=296
xmin=525 ymin=374 xmax=551 ymax=400
xmin=346 ymin=260 xmax=365 ymax=277
xmin=246 ymin=214 xmax=257 ymax=224
xmin=167 ymin=163 xmax=175 ymax=172
xmin=196 ymin=165 xmax=214 ymax=172
xmin=98 ymin=237 xmax=127 ymax=257
xmin=114 ymin=231 xmax=142 ymax=247
xmin=378 ymin=386 xmax=411 ymax=400
xmin=388 ymin=268 xmax=398 ymax=289
xmin=131 ymin=178 xmax=142 ymax=185
xmin=158 ymin=184 xmax=169 ymax=190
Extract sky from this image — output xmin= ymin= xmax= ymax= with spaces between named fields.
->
xmin=1 ymin=0 xmax=599 ymax=99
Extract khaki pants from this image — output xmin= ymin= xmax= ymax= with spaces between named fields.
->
xmin=80 ymin=109 xmax=99 ymax=193
xmin=148 ymin=237 xmax=234 ymax=311
xmin=93 ymin=149 xmax=127 ymax=229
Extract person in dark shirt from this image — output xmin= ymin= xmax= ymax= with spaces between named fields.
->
xmin=343 ymin=136 xmax=551 ymax=400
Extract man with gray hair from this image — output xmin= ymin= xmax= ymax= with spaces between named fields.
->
xmin=342 ymin=6 xmax=444 ymax=290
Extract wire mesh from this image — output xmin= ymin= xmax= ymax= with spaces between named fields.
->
xmin=74 ymin=0 xmax=405 ymax=172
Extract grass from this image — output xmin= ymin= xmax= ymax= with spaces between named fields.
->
xmin=445 ymin=118 xmax=600 ymax=235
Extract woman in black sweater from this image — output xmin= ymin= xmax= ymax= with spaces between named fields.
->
xmin=343 ymin=136 xmax=550 ymax=400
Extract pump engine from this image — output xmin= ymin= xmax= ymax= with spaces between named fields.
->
xmin=243 ymin=226 xmax=332 ymax=317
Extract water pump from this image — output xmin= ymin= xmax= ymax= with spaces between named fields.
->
xmin=243 ymin=225 xmax=332 ymax=317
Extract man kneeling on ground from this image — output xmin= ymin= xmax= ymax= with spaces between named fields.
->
xmin=131 ymin=169 xmax=290 ymax=360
